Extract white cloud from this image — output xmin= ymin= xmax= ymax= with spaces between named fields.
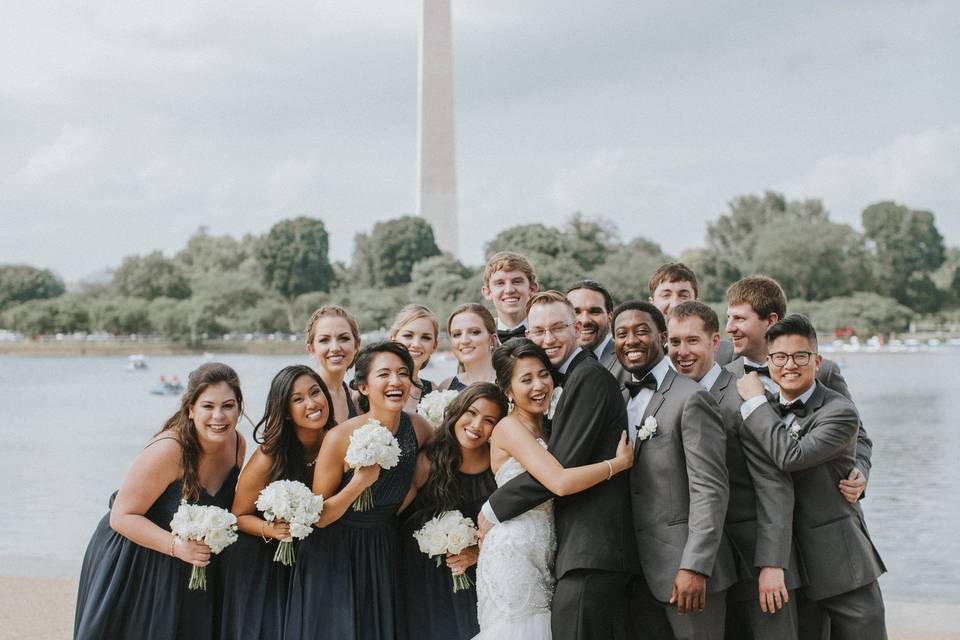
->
xmin=784 ymin=126 xmax=960 ymax=235
xmin=18 ymin=125 xmax=92 ymax=186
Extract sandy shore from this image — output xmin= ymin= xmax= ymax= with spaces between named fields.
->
xmin=3 ymin=576 xmax=958 ymax=640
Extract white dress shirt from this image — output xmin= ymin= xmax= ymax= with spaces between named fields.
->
xmin=626 ymin=356 xmax=671 ymax=444
xmin=592 ymin=335 xmax=613 ymax=361
xmin=697 ymin=362 xmax=723 ymax=392
xmin=740 ymin=381 xmax=818 ymax=425
xmin=744 ymin=357 xmax=780 ymax=395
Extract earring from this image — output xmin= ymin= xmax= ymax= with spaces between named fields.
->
xmin=507 ymin=397 xmax=514 ymax=413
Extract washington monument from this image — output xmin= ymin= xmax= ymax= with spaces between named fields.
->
xmin=417 ymin=0 xmax=459 ymax=256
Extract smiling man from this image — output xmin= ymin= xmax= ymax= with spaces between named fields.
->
xmin=736 ymin=315 xmax=887 ymax=640
xmin=479 ymin=291 xmax=642 ymax=640
xmin=480 ymin=251 xmax=539 ymax=342
xmin=565 ymin=279 xmax=626 ymax=383
xmin=613 ymin=300 xmax=734 ymax=639
xmin=668 ymin=301 xmax=799 ymax=639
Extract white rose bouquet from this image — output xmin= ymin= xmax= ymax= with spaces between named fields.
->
xmin=344 ymin=420 xmax=402 ymax=511
xmin=417 ymin=389 xmax=460 ymax=429
xmin=412 ymin=509 xmax=479 ymax=592
xmin=169 ymin=503 xmax=238 ymax=590
xmin=255 ymin=479 xmax=325 ymax=566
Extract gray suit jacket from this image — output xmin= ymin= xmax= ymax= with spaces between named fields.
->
xmin=710 ymin=369 xmax=802 ymax=602
xmin=741 ymin=384 xmax=886 ymax=600
xmin=716 ymin=339 xmax=736 ymax=366
xmin=625 ymin=367 xmax=737 ymax=601
xmin=597 ymin=336 xmax=629 ymax=385
xmin=726 ymin=356 xmax=873 ymax=482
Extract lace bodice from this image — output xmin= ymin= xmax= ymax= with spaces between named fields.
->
xmin=476 ymin=438 xmax=556 ymax=633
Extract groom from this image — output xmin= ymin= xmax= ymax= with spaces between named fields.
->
xmin=478 ymin=291 xmax=646 ymax=640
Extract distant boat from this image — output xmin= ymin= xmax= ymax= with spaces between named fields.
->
xmin=126 ymin=355 xmax=148 ymax=371
xmin=150 ymin=376 xmax=183 ymax=395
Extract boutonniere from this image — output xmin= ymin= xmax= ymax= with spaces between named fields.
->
xmin=637 ymin=416 xmax=658 ymax=442
xmin=547 ymin=387 xmax=563 ymax=420
xmin=788 ymin=421 xmax=803 ymax=441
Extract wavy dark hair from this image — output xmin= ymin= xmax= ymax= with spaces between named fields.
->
xmin=254 ymin=365 xmax=335 ymax=485
xmin=492 ymin=338 xmax=560 ymax=395
xmin=155 ymin=362 xmax=243 ymax=503
xmin=349 ymin=340 xmax=419 ymax=412
xmin=420 ymin=382 xmax=508 ymax=517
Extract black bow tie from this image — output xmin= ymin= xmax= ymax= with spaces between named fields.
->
xmin=497 ymin=326 xmax=526 ymax=343
xmin=744 ymin=363 xmax=770 ymax=377
xmin=776 ymin=399 xmax=807 ymax=419
xmin=625 ymin=374 xmax=657 ymax=398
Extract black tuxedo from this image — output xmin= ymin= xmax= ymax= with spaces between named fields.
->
xmin=487 ymin=349 xmax=643 ymax=639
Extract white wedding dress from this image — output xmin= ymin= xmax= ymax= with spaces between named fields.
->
xmin=474 ymin=439 xmax=556 ymax=639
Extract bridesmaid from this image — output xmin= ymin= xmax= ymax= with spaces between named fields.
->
xmin=439 ymin=303 xmax=498 ymax=391
xmin=284 ymin=341 xmax=433 ymax=640
xmin=74 ymin=363 xmax=246 ymax=640
xmin=219 ymin=365 xmax=335 ymax=640
xmin=398 ymin=382 xmax=507 ymax=640
xmin=388 ymin=304 xmax=440 ymax=411
xmin=306 ymin=305 xmax=361 ymax=423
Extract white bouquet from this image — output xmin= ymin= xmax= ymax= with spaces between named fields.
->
xmin=417 ymin=389 xmax=460 ymax=429
xmin=344 ymin=420 xmax=402 ymax=511
xmin=255 ymin=479 xmax=325 ymax=566
xmin=169 ymin=503 xmax=238 ymax=590
xmin=412 ymin=510 xmax=479 ymax=592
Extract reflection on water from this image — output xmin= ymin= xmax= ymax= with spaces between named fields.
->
xmin=0 ymin=351 xmax=955 ymax=603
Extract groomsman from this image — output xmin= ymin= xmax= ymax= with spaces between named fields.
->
xmin=565 ymin=279 xmax=627 ymax=383
xmin=613 ymin=301 xmax=736 ymax=639
xmin=667 ymin=301 xmax=799 ymax=640
xmin=736 ymin=315 xmax=887 ymax=640
xmin=723 ymin=275 xmax=872 ymax=504
xmin=481 ymin=251 xmax=539 ymax=342
xmin=648 ymin=262 xmax=735 ymax=366
xmin=479 ymin=291 xmax=645 ymax=640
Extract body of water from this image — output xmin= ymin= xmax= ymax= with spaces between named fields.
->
xmin=0 ymin=351 xmax=955 ymax=603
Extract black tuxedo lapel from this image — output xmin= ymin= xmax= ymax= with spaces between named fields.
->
xmin=558 ymin=349 xmax=590 ymax=387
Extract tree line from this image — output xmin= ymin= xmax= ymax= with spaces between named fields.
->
xmin=2 ymin=192 xmax=958 ymax=342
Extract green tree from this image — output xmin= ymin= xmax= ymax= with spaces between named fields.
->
xmin=355 ymin=216 xmax=442 ymax=288
xmin=587 ymin=238 xmax=672 ymax=304
xmin=793 ymin=293 xmax=913 ymax=336
xmin=175 ymin=227 xmax=255 ymax=276
xmin=3 ymin=294 xmax=89 ymax=336
xmin=256 ymin=217 xmax=336 ymax=330
xmin=0 ymin=265 xmax=66 ymax=311
xmin=113 ymin=251 xmax=191 ymax=300
xmin=89 ymin=297 xmax=153 ymax=335
xmin=863 ymin=201 xmax=946 ymax=312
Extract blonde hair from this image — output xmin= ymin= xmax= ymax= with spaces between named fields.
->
xmin=525 ymin=290 xmax=575 ymax=318
xmin=306 ymin=305 xmax=361 ymax=348
xmin=389 ymin=304 xmax=439 ymax=368
xmin=482 ymin=251 xmax=539 ymax=290
xmin=447 ymin=303 xmax=497 ymax=336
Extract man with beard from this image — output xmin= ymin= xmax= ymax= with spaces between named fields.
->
xmin=613 ymin=301 xmax=735 ymax=639
xmin=565 ymin=279 xmax=627 ymax=383
xmin=668 ymin=301 xmax=799 ymax=639
xmin=478 ymin=291 xmax=650 ymax=640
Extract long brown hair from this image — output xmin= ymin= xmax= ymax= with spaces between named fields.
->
xmin=254 ymin=365 xmax=335 ymax=485
xmin=420 ymin=383 xmax=507 ymax=517
xmin=156 ymin=362 xmax=243 ymax=502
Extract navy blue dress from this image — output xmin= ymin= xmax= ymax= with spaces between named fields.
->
xmin=283 ymin=413 xmax=419 ymax=640
xmin=398 ymin=467 xmax=497 ymax=640
xmin=447 ymin=375 xmax=467 ymax=392
xmin=74 ymin=436 xmax=240 ymax=640
xmin=344 ymin=381 xmax=358 ymax=418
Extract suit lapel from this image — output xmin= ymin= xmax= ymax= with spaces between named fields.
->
xmin=711 ymin=369 xmax=733 ymax=402
xmin=635 ymin=369 xmax=671 ymax=460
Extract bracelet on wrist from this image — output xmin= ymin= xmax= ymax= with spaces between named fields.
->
xmin=604 ymin=459 xmax=614 ymax=481
xmin=169 ymin=536 xmax=177 ymax=557
xmin=260 ymin=521 xmax=270 ymax=543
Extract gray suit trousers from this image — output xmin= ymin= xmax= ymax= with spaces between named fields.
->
xmin=725 ymin=591 xmax=798 ymax=640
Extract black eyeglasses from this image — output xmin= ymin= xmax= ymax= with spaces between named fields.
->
xmin=768 ymin=351 xmax=816 ymax=367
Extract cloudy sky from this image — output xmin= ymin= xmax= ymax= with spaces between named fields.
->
xmin=2 ymin=1 xmax=957 ymax=280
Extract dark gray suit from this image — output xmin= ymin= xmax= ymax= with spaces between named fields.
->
xmin=627 ymin=366 xmax=736 ymax=639
xmin=726 ymin=356 xmax=873 ymax=482
xmin=741 ymin=384 xmax=887 ymax=640
xmin=710 ymin=369 xmax=799 ymax=639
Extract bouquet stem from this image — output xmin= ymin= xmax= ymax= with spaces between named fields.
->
xmin=452 ymin=571 xmax=473 ymax=593
xmin=352 ymin=487 xmax=374 ymax=512
xmin=273 ymin=539 xmax=295 ymax=566
xmin=188 ymin=565 xmax=207 ymax=591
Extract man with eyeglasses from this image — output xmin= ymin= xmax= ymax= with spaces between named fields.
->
xmin=478 ymin=291 xmax=645 ymax=640
xmin=723 ymin=275 xmax=872 ymax=507
xmin=736 ymin=315 xmax=887 ymax=640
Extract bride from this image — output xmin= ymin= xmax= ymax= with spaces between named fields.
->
xmin=474 ymin=339 xmax=634 ymax=639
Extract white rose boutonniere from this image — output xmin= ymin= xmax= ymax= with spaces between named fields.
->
xmin=789 ymin=422 xmax=804 ymax=441
xmin=547 ymin=387 xmax=563 ymax=420
xmin=637 ymin=416 xmax=658 ymax=442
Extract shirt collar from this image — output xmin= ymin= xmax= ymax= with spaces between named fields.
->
xmin=496 ymin=318 xmax=526 ymax=332
xmin=744 ymin=356 xmax=767 ymax=370
xmin=698 ymin=362 xmax=723 ymax=391
xmin=632 ymin=356 xmax=671 ymax=391
xmin=592 ymin=334 xmax=612 ymax=360
xmin=780 ymin=381 xmax=817 ymax=406
xmin=558 ymin=346 xmax=583 ymax=375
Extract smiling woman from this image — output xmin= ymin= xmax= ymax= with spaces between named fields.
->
xmin=73 ymin=362 xmax=247 ymax=640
